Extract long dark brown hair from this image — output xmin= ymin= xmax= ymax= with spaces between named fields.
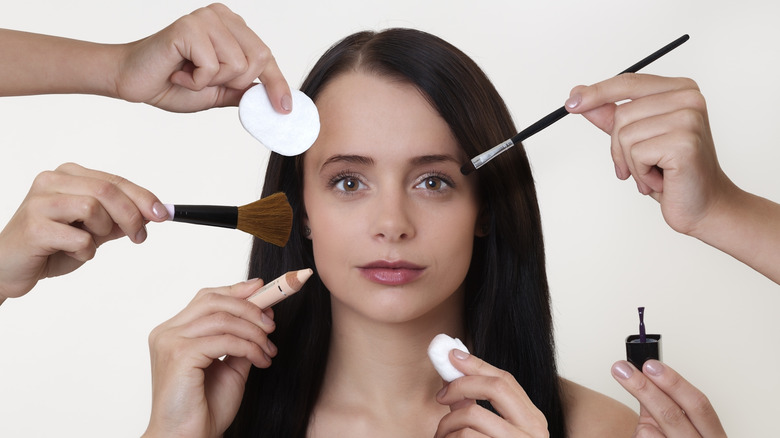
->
xmin=226 ymin=28 xmax=565 ymax=437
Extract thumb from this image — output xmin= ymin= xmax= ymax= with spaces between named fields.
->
xmin=565 ymin=85 xmax=617 ymax=134
xmin=222 ymin=355 xmax=253 ymax=381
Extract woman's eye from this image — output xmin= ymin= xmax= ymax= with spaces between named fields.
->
xmin=336 ymin=176 xmax=363 ymax=192
xmin=416 ymin=176 xmax=449 ymax=191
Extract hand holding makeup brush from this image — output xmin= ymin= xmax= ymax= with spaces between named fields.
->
xmin=566 ymin=73 xmax=780 ymax=284
xmin=0 ymin=163 xmax=168 ymax=304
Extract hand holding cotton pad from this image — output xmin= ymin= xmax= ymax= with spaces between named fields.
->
xmin=239 ymin=83 xmax=320 ymax=156
xmin=427 ymin=333 xmax=470 ymax=382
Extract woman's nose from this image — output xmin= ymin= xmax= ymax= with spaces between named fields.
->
xmin=368 ymin=189 xmax=415 ymax=242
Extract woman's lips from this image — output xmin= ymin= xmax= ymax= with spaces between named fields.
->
xmin=358 ymin=261 xmax=425 ymax=286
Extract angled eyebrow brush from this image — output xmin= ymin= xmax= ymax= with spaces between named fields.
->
xmin=460 ymin=34 xmax=690 ymax=175
xmin=163 ymin=192 xmax=293 ymax=247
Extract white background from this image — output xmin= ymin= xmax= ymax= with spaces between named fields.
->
xmin=1 ymin=1 xmax=778 ymax=436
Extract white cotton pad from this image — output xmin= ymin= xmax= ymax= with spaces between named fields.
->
xmin=427 ymin=333 xmax=469 ymax=382
xmin=238 ymin=83 xmax=320 ymax=156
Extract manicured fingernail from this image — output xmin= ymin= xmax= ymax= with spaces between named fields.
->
xmin=565 ymin=93 xmax=582 ymax=109
xmin=152 ymin=202 xmax=169 ymax=220
xmin=644 ymin=360 xmax=664 ymax=376
xmin=453 ymin=349 xmax=469 ymax=361
xmin=134 ymin=225 xmax=148 ymax=243
xmin=281 ymin=94 xmax=292 ymax=112
xmin=612 ymin=361 xmax=634 ymax=379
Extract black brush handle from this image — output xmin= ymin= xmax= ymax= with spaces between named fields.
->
xmin=510 ymin=35 xmax=691 ymax=147
xmin=171 ymin=205 xmax=238 ymax=229
xmin=462 ymin=34 xmax=690 ymax=175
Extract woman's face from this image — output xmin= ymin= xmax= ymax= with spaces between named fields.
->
xmin=302 ymin=71 xmax=482 ymax=324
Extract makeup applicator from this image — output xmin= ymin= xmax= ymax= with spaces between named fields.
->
xmin=163 ymin=192 xmax=293 ymax=247
xmin=461 ymin=34 xmax=690 ymax=175
xmin=625 ymin=306 xmax=662 ymax=370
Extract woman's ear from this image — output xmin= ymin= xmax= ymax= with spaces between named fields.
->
xmin=474 ymin=206 xmax=490 ymax=237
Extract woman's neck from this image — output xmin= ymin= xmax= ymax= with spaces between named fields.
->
xmin=310 ymin=288 xmax=465 ymax=437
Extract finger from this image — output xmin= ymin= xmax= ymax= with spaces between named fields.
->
xmin=186 ymin=334 xmax=271 ymax=369
xmin=439 ymin=350 xmax=544 ymax=430
xmin=435 ymin=404 xmax=516 ymax=438
xmin=53 ymin=163 xmax=167 ymax=237
xmin=193 ymin=5 xmax=251 ymax=88
xmin=206 ymin=4 xmax=270 ymax=90
xmin=610 ymin=89 xmax=708 ymax=191
xmin=166 ymin=280 xmax=273 ymax=331
xmin=641 ymin=360 xmax=726 ymax=438
xmin=566 ymin=74 xmax=699 ymax=115
xmin=34 ymin=193 xmax=115 ymax=237
xmin=176 ymin=310 xmax=277 ymax=359
xmin=222 ymin=355 xmax=254 ymax=381
xmin=611 ymin=360 xmax=701 ymax=436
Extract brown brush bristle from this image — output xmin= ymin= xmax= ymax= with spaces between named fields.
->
xmin=236 ymin=192 xmax=293 ymax=247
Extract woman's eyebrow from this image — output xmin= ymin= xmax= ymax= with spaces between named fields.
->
xmin=321 ymin=154 xmax=375 ymax=169
xmin=410 ymin=154 xmax=461 ymax=166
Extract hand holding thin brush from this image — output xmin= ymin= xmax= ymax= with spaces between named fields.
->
xmin=566 ymin=73 xmax=780 ymax=284
xmin=0 ymin=163 xmax=168 ymax=304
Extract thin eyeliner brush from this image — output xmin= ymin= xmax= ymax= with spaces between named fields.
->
xmin=460 ymin=34 xmax=690 ymax=175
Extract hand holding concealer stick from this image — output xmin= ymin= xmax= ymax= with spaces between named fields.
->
xmin=247 ymin=268 xmax=314 ymax=309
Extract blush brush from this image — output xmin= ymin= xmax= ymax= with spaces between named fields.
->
xmin=461 ymin=34 xmax=690 ymax=175
xmin=163 ymin=192 xmax=293 ymax=247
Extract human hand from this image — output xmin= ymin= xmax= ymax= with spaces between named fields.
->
xmin=143 ymin=279 xmax=276 ymax=438
xmin=612 ymin=360 xmax=727 ymax=437
xmin=565 ymin=73 xmax=738 ymax=236
xmin=0 ymin=163 xmax=167 ymax=303
xmin=115 ymin=3 xmax=291 ymax=113
xmin=434 ymin=349 xmax=548 ymax=437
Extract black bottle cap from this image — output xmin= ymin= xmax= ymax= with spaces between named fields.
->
xmin=625 ymin=334 xmax=662 ymax=370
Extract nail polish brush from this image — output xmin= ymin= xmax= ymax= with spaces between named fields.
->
xmin=625 ymin=306 xmax=662 ymax=370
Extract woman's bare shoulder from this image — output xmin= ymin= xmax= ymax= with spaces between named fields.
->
xmin=560 ymin=378 xmax=638 ymax=438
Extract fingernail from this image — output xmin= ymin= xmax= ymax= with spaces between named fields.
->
xmin=436 ymin=385 xmax=448 ymax=399
xmin=281 ymin=94 xmax=292 ymax=112
xmin=266 ymin=339 xmax=277 ymax=356
xmin=453 ymin=349 xmax=469 ymax=361
xmin=261 ymin=311 xmax=274 ymax=326
xmin=644 ymin=360 xmax=664 ymax=376
xmin=565 ymin=93 xmax=582 ymax=109
xmin=612 ymin=361 xmax=634 ymax=380
xmin=152 ymin=202 xmax=169 ymax=220
xmin=134 ymin=225 xmax=148 ymax=243
xmin=614 ymin=163 xmax=624 ymax=179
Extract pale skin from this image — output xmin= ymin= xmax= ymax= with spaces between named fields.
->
xmin=566 ymin=74 xmax=734 ymax=436
xmin=0 ymin=3 xmax=292 ymax=113
xmin=144 ymin=71 xmax=637 ymax=438
xmin=0 ymin=3 xmax=291 ymax=306
xmin=0 ymin=5 xmax=759 ymax=434
xmin=566 ymin=73 xmax=780 ymax=285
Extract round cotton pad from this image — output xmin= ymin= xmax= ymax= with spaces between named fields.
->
xmin=427 ymin=333 xmax=469 ymax=382
xmin=239 ymin=83 xmax=320 ymax=156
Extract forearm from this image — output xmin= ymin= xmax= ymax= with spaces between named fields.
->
xmin=690 ymin=186 xmax=780 ymax=284
xmin=0 ymin=29 xmax=122 ymax=98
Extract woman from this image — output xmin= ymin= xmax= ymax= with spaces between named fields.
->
xmin=145 ymin=28 xmax=636 ymax=437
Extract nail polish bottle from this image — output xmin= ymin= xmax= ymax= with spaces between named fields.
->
xmin=625 ymin=307 xmax=662 ymax=370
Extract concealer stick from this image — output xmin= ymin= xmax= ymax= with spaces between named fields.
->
xmin=247 ymin=268 xmax=314 ymax=308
